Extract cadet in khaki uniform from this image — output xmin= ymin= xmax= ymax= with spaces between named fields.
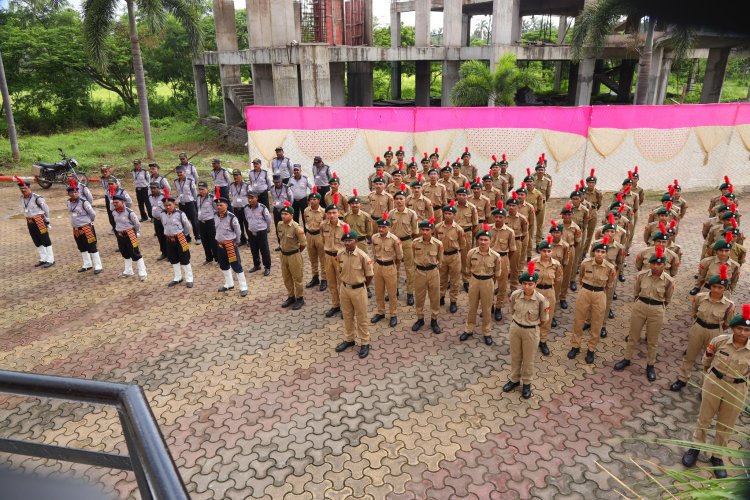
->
xmin=559 ymin=203 xmax=582 ymax=306
xmin=439 ymin=164 xmax=459 ymax=201
xmin=515 ymin=183 xmax=536 ymax=261
xmin=368 ymin=176 xmax=393 ymax=216
xmin=524 ymin=170 xmax=546 ymax=249
xmin=304 ymin=188 xmax=327 ymax=291
xmin=460 ymin=225 xmax=503 ymax=346
xmin=482 ymin=175 xmax=503 ymax=207
xmin=581 ymin=170 xmax=602 ymax=254
xmin=549 ymin=222 xmax=571 ymax=327
xmin=497 ymin=154 xmax=513 ymax=196
xmin=324 ymin=176 xmax=348 ymax=216
xmin=459 ymin=148 xmax=478 ymax=180
xmin=569 ymin=188 xmax=590 ymax=270
xmin=370 ymin=214 xmax=403 ymax=328
xmin=691 ymin=236 xmax=741 ymax=295
xmin=387 ymin=169 xmax=410 ymax=198
xmin=568 ymin=238 xmax=617 ymax=364
xmin=455 ymin=185 xmax=479 ymax=291
xmin=406 ymin=176 xmax=434 ymax=222
xmin=614 ymin=246 xmax=675 ymax=381
xmin=505 ymin=194 xmax=528 ymax=292
xmin=646 ymin=193 xmax=680 ymax=224
xmin=671 ymin=267 xmax=735 ymax=391
xmin=707 ymin=224 xmax=747 ymax=266
xmin=470 ymin=180 xmax=492 ymax=223
xmin=423 ymin=168 xmax=447 ymax=223
xmin=643 ymin=207 xmax=675 ymax=244
xmin=334 ymin=225 xmax=375 ymax=359
xmin=411 ymin=218 xmax=444 ymax=334
xmin=389 ymin=189 xmax=419 ymax=306
xmin=706 ymin=175 xmax=733 ymax=215
xmin=367 ymin=158 xmax=392 ymax=191
xmin=277 ymin=203 xmax=307 ymax=310
xmin=532 ymin=163 xmax=552 ymax=247
xmin=404 ymin=157 xmax=420 ymax=186
xmin=488 ymin=159 xmax=507 ymax=198
xmin=451 ymin=159 xmax=470 ymax=187
xmin=534 ymin=237 xmax=563 ymax=356
xmin=672 ymin=179 xmax=688 ymax=219
xmin=635 ymin=225 xmax=680 ymax=278
xmin=587 ymin=217 xmax=626 ymax=338
xmin=435 ymin=201 xmax=463 ymax=313
xmin=343 ymin=191 xmax=372 ymax=253
xmin=681 ymin=306 xmax=750 ymax=479
xmin=321 ymin=202 xmax=345 ymax=317
xmin=490 ymin=202 xmax=516 ymax=321
xmin=503 ymin=261 xmax=550 ymax=399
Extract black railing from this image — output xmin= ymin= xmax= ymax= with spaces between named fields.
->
xmin=0 ymin=369 xmax=189 ymax=500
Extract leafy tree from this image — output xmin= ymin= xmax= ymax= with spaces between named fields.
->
xmin=451 ymin=54 xmax=540 ymax=106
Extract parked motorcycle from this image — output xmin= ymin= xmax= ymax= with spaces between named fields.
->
xmin=32 ymin=149 xmax=88 ymax=189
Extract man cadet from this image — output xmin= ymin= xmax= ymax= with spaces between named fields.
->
xmin=423 ymin=168 xmax=447 ymax=224
xmin=549 ymin=221 xmax=571 ymax=327
xmin=435 ymin=201 xmax=463 ymax=314
xmin=321 ymin=196 xmax=345 ymax=317
xmin=635 ymin=224 xmax=680 ymax=277
xmin=17 ymin=178 xmax=54 ymax=268
xmin=482 ymin=174 xmax=503 ymax=207
xmin=383 ymin=145 xmax=395 ymax=169
xmin=210 ymin=158 xmax=231 ymax=204
xmin=459 ymin=147 xmax=478 ymax=180
xmin=582 ymin=169 xmax=602 ymax=255
xmin=112 ymin=193 xmax=147 ymax=281
xmin=229 ymin=169 xmax=250 ymax=245
xmin=412 ymin=217 xmax=444 ymax=334
xmin=67 ymin=180 xmax=102 ymax=273
xmin=309 ymin=155 xmax=331 ymax=199
xmin=707 ymin=175 xmax=733 ymax=215
xmin=100 ymin=165 xmax=118 ymax=230
xmin=643 ymin=204 xmax=676 ymax=244
xmin=368 ymin=174 xmax=393 ymax=216
xmin=533 ymin=236 xmax=563 ymax=356
xmin=395 ymin=145 xmax=406 ymax=165
xmin=671 ymin=266 xmax=735 ymax=392
xmin=344 ymin=190 xmax=373 ymax=297
xmin=148 ymin=182 xmax=168 ymax=260
xmin=490 ymin=202 xmax=517 ymax=322
xmin=270 ymin=174 xmax=294 ymax=250
xmin=569 ymin=185 xmax=590 ymax=271
xmin=249 ymin=158 xmax=272 ymax=208
xmin=324 ymin=173 xmax=348 ymax=215
xmin=525 ymin=167 xmax=547 ymax=249
xmin=304 ymin=187 xmax=327 ymax=291
xmin=174 ymin=165 xmax=200 ymax=244
xmin=388 ymin=165 xmax=410 ymax=198
xmin=368 ymin=157 xmax=392 ymax=191
xmin=406 ymin=175 xmax=434 ymax=222
xmin=558 ymin=203 xmax=582 ymax=305
xmin=405 ymin=157 xmax=420 ymax=186
xmin=681 ymin=304 xmax=750 ymax=479
xmin=460 ymin=224 xmax=503 ymax=346
xmin=532 ymin=161 xmax=552 ymax=245
xmin=439 ymin=162 xmax=458 ymax=201
xmin=161 ymin=195 xmax=194 ymax=288
xmin=497 ymin=154 xmax=514 ymax=195
xmin=505 ymin=193 xmax=528 ymax=292
xmin=196 ymin=183 xmax=217 ymax=264
xmin=452 ymin=159 xmax=470 ymax=193
xmin=177 ymin=152 xmax=199 ymax=181
xmin=455 ymin=183 xmax=479 ymax=292
xmin=272 ymin=146 xmax=293 ymax=184
xmin=371 ymin=213 xmax=403 ymax=328
xmin=515 ymin=182 xmax=536 ymax=262
xmin=107 ymin=178 xmax=133 ymax=212
xmin=148 ymin=162 xmax=168 ymax=190
xmin=389 ymin=186 xmax=419 ymax=306
xmin=487 ymin=156 xmax=507 ymax=198
xmin=671 ymin=179 xmax=688 ymax=219
xmin=614 ymin=246 xmax=675 ymax=381
xmin=334 ymin=224 xmax=375 ymax=359
xmin=567 ymin=237 xmax=617 ymax=364
xmin=277 ymin=201 xmax=306 ymax=310
xmin=503 ymin=261 xmax=550 ymax=399
xmin=214 ymin=196 xmax=248 ymax=297
xmin=691 ymin=236 xmax=741 ymax=296
xmin=132 ymin=159 xmax=151 ymax=221
xmin=470 ymin=178 xmax=492 ymax=223
xmin=288 ymin=164 xmax=312 ymax=225
xmin=244 ymin=192 xmax=272 ymax=276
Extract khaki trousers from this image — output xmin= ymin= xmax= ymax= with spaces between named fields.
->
xmin=534 ymin=206 xmax=546 ymax=248
xmin=465 ymin=276 xmax=494 ymax=336
xmin=374 ymin=262 xmax=398 ymax=316
xmin=573 ymin=232 xmax=586 ymax=273
xmin=509 ymin=239 xmax=523 ymax=291
xmin=397 ymin=239 xmax=415 ymax=294
xmin=582 ymin=215 xmax=597 ymax=257
xmin=537 ymin=286 xmax=556 ymax=343
xmin=526 ymin=219 xmax=535 ymax=259
xmin=692 ymin=372 xmax=746 ymax=459
xmin=678 ymin=322 xmax=718 ymax=382
xmin=623 ymin=300 xmax=665 ymax=364
xmin=509 ymin=322 xmax=540 ymax=384
xmin=306 ymin=233 xmax=326 ymax=279
xmin=439 ymin=252 xmax=461 ymax=302
xmin=494 ymin=254 xmax=511 ymax=308
xmin=559 ymin=251 xmax=577 ymax=300
xmin=460 ymin=229 xmax=472 ymax=284
xmin=281 ymin=252 xmax=304 ymax=298
xmin=340 ymin=285 xmax=370 ymax=343
xmin=415 ymin=268 xmax=440 ymax=319
xmin=571 ymin=288 xmax=606 ymax=351
xmin=325 ymin=253 xmax=340 ymax=307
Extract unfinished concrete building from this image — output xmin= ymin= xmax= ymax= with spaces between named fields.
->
xmin=194 ymin=0 xmax=749 ymax=126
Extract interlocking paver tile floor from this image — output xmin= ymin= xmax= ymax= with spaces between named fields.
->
xmin=0 ymin=183 xmax=747 ymax=499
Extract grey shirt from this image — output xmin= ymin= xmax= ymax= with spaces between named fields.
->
xmin=174 ymin=178 xmax=197 ymax=204
xmin=161 ymin=209 xmax=191 ymax=237
xmin=288 ymin=175 xmax=312 ymax=201
xmin=179 ymin=162 xmax=199 ymax=183
xmin=132 ymin=169 xmax=151 ymax=188
xmin=211 ymin=168 xmax=231 ymax=188
xmin=272 ymin=157 xmax=293 ymax=180
xmin=107 ymin=188 xmax=133 ymax=211
xmin=248 ymin=168 xmax=271 ymax=195
xmin=214 ymin=211 xmax=241 ymax=244
xmin=100 ymin=176 xmax=121 ymax=194
xmin=229 ymin=181 xmax=250 ymax=208
xmin=149 ymin=175 xmax=168 ymax=190
xmin=312 ymin=164 xmax=331 ymax=187
xmin=270 ymin=184 xmax=294 ymax=210
xmin=197 ymin=195 xmax=216 ymax=222
xmin=244 ymin=203 xmax=273 ymax=233
xmin=78 ymin=184 xmax=94 ymax=204
xmin=68 ymin=198 xmax=96 ymax=228
xmin=113 ymin=207 xmax=140 ymax=232
xmin=21 ymin=193 xmax=49 ymax=219
xmin=149 ymin=194 xmax=165 ymax=219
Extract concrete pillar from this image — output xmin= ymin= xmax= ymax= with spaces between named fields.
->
xmin=574 ymin=57 xmax=595 ymax=106
xmin=553 ymin=16 xmax=567 ymax=92
xmin=592 ymin=59 xmax=604 ymax=96
xmin=363 ymin=0 xmax=373 ymax=45
xmin=251 ymin=64 xmax=275 ymax=105
xmin=347 ymin=62 xmax=373 ymax=106
xmin=461 ymin=14 xmax=471 ymax=46
xmin=655 ymin=52 xmax=673 ymax=104
xmin=391 ymin=9 xmax=402 ymax=100
xmin=415 ymin=61 xmax=431 ymax=106
xmin=293 ymin=1 xmax=302 ymax=43
xmin=415 ymin=0 xmax=430 ymax=47
xmin=491 ymin=0 xmax=520 ymax=45
xmin=300 ymin=45 xmax=332 ymax=106
xmin=193 ymin=65 xmax=209 ymax=118
xmin=617 ymin=59 xmax=636 ymax=102
xmin=213 ymin=0 xmax=241 ymax=86
xmin=567 ymin=62 xmax=578 ymax=104
xmin=645 ymin=46 xmax=664 ymax=105
xmin=330 ymin=62 xmax=346 ymax=106
xmin=247 ymin=0 xmax=275 ymax=105
xmin=700 ymin=47 xmax=731 ymax=104
xmin=271 ymin=65 xmax=300 ymax=106
xmin=441 ymin=0 xmax=462 ymax=106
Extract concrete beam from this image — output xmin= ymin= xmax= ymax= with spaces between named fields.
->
xmin=700 ymin=47 xmax=730 ymax=103
xmin=442 ymin=0 xmax=462 ymax=106
xmin=192 ymin=65 xmax=209 ymax=118
xmin=271 ymin=0 xmax=296 ymax=47
xmin=553 ymin=16 xmax=567 ymax=92
xmin=645 ymin=47 xmax=664 ymax=105
xmin=300 ymin=45 xmax=332 ymax=106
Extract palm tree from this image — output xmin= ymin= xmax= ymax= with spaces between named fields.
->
xmin=451 ymin=54 xmax=540 ymax=107
xmin=82 ymin=0 xmax=202 ymax=160
xmin=0 ymin=50 xmax=20 ymax=162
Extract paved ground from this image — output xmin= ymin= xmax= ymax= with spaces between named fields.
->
xmin=0 ymin=182 xmax=747 ymax=499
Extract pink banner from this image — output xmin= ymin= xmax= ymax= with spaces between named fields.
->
xmin=589 ymin=103 xmax=743 ymax=129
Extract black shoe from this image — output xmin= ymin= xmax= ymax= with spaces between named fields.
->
xmin=682 ymin=448 xmax=699 ymax=467
xmin=248 ymin=266 xmax=261 ymax=273
xmin=274 ymin=246 xmax=281 ymax=252
xmin=325 ymin=307 xmax=341 ymax=317
xmin=646 ymin=364 xmax=656 ymax=381
xmin=218 ymin=286 xmax=234 ymax=292
xmin=358 ymin=345 xmax=370 ymax=359
xmin=521 ymin=384 xmax=532 ymax=399
xmin=689 ymin=287 xmax=700 ymax=296
xmin=240 ymin=238 xmax=247 ymax=246
xmin=367 ymin=288 xmax=372 ymax=299
xmin=406 ymin=294 xmax=414 ymax=306
xmin=600 ymin=328 xmax=608 ymax=338
xmin=140 ymin=217 xmax=148 ymax=222
xmin=608 ymin=309 xmax=615 ymax=319
xmin=78 ymin=267 xmax=91 ymax=273
xmin=612 ymin=292 xmax=618 ymax=300
xmin=281 ymin=297 xmax=295 ymax=308
xmin=306 ymin=276 xmax=320 ymax=288
xmin=463 ymin=282 xmax=469 ymax=293
xmin=569 ymin=282 xmax=577 ymax=292
xmin=240 ymin=290 xmax=248 ymax=297
xmin=186 ymin=282 xmax=193 ymax=288
xmin=618 ymin=273 xmax=625 ymax=282
xmin=494 ymin=308 xmax=502 ymax=321
xmin=582 ymin=323 xmax=590 ymax=331
xmin=502 ymin=380 xmax=520 ymax=392
xmin=614 ymin=359 xmax=631 ymax=371
xmin=484 ymin=336 xmax=494 ymax=346
xmin=585 ymin=350 xmax=595 ymax=364
xmin=539 ymin=342 xmax=550 ymax=356
xmin=319 ymin=280 xmax=328 ymax=291
xmin=389 ymin=316 xmax=398 ymax=328
xmin=203 ymin=259 xmax=214 ymax=265
xmin=371 ymin=314 xmax=385 ymax=324
xmin=559 ymin=300 xmax=568 ymax=310
xmin=42 ymin=261 xmax=55 ymax=268
xmin=411 ymin=319 xmax=425 ymax=331
xmin=157 ymin=254 xmax=167 ymax=261
xmin=167 ymin=279 xmax=183 ymax=287
xmin=292 ymin=298 xmax=304 ymax=310
xmin=709 ymin=457 xmax=727 ymax=479
xmin=459 ymin=332 xmax=473 ymax=342
xmin=449 ymin=302 xmax=458 ymax=314
xmin=335 ymin=340 xmax=355 ymax=352
xmin=567 ymin=347 xmax=580 ymax=359
xmin=670 ymin=380 xmax=687 ymax=392
xmin=551 ymin=318 xmax=558 ymax=328
xmin=263 ymin=268 xmax=271 ymax=276
xmin=440 ymin=297 xmax=445 ymax=306
xmin=34 ymin=261 xmax=45 ymax=267
xmin=430 ymin=319 xmax=442 ymax=334
xmin=94 ymin=269 xmax=103 ymax=274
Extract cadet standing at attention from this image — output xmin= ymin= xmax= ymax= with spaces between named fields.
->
xmin=460 ymin=224 xmax=502 ymax=346
xmin=278 ymin=201 xmax=307 ymax=311
xmin=161 ymin=195 xmax=194 ymax=288
xmin=303 ymin=187 xmax=327 ymax=291
xmin=370 ymin=213 xmax=403 ymax=328
xmin=533 ymin=236 xmax=562 ymax=356
xmin=213 ymin=196 xmax=248 ymax=297
xmin=411 ymin=217 xmax=444 ymax=334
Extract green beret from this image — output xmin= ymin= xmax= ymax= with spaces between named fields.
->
xmin=661 ymin=193 xmax=674 ymax=202
xmin=713 ymin=238 xmax=732 ymax=251
xmin=418 ymin=219 xmax=435 ymax=229
xmin=482 ymin=174 xmax=493 ymax=182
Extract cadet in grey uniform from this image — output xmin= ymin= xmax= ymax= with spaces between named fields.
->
xmin=67 ymin=181 xmax=102 ymax=273
xmin=132 ymin=159 xmax=151 ymax=221
xmin=214 ymin=197 xmax=248 ymax=296
xmin=244 ymin=192 xmax=272 ymax=275
xmin=161 ymin=196 xmax=194 ymax=288
xmin=148 ymin=182 xmax=167 ymax=260
xmin=112 ymin=194 xmax=147 ymax=281
xmin=174 ymin=166 xmax=199 ymax=243
xmin=17 ymin=178 xmax=54 ymax=267
xmin=197 ymin=183 xmax=217 ymax=264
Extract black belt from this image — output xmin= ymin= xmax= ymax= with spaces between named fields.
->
xmin=444 ymin=250 xmax=459 ymax=256
xmin=376 ymin=259 xmax=394 ymax=266
xmin=536 ymin=284 xmax=553 ymax=289
xmin=498 ymin=251 xmax=508 ymax=256
xmin=357 ymin=236 xmax=366 ymax=241
xmin=399 ymin=235 xmax=412 ymax=241
xmin=696 ymin=317 xmax=720 ymax=329
xmin=582 ymin=283 xmax=604 ymax=292
xmin=325 ymin=250 xmax=338 ymax=256
xmin=513 ymin=320 xmax=537 ymax=329
xmin=711 ymin=367 xmax=747 ymax=384
xmin=343 ymin=282 xmax=365 ymax=289
xmin=432 ymin=205 xmax=442 ymax=210
xmin=306 ymin=229 xmax=320 ymax=235
xmin=638 ymin=297 xmax=665 ymax=306
xmin=417 ymin=264 xmax=437 ymax=271
xmin=75 ymin=225 xmax=91 ymax=230
xmin=282 ymin=249 xmax=299 ymax=256
xmin=472 ymin=274 xmax=493 ymax=280
xmin=462 ymin=227 xmax=472 ymax=233
xmin=514 ymin=236 xmax=523 ymax=240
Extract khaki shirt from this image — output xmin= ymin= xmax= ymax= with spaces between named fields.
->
xmin=706 ymin=241 xmax=747 ymax=266
xmin=594 ymin=224 xmax=628 ymax=247
xmin=490 ymin=224 xmax=516 ymax=254
xmin=527 ymin=188 xmax=545 ymax=214
xmin=698 ymin=256 xmax=741 ymax=291
xmin=518 ymin=202 xmax=536 ymax=232
xmin=455 ymin=202 xmax=479 ymax=231
xmin=423 ymin=182 xmax=447 ymax=209
xmin=277 ymin=220 xmax=306 ymax=252
xmin=303 ymin=205 xmax=326 ymax=232
xmin=371 ymin=231 xmax=403 ymax=262
xmin=459 ymin=163 xmax=478 ymax=181
xmin=532 ymin=257 xmax=563 ymax=287
xmin=635 ymin=246 xmax=680 ymax=276
xmin=623 ymin=191 xmax=640 ymax=214
xmin=647 ymin=207 xmax=680 ymax=224
xmin=344 ymin=211 xmax=373 ymax=240
xmin=439 ymin=178 xmax=458 ymax=200
xmin=368 ymin=171 xmax=392 ymax=191
xmin=387 ymin=207 xmax=419 ymax=239
xmin=482 ymin=187 xmax=502 ymax=206
xmin=702 ymin=216 xmax=721 ymax=239
xmin=324 ymin=190 xmax=348 ymax=216
xmin=579 ymin=257 xmax=616 ymax=289
xmin=413 ymin=236 xmax=444 ymax=267
xmin=368 ymin=191 xmax=393 ymax=218
xmin=320 ymin=219 xmax=344 ymax=253
xmin=583 ymin=188 xmax=602 ymax=211
xmin=467 ymin=247 xmax=502 ymax=279
xmin=337 ymin=247 xmax=374 ymax=285
xmin=509 ymin=289 xmax=549 ymax=326
xmin=386 ymin=182 xmax=410 ymax=198
xmin=506 ymin=212 xmax=528 ymax=239
xmin=693 ymin=292 xmax=735 ymax=329
xmin=634 ymin=270 xmax=674 ymax=305
xmin=534 ymin=175 xmax=552 ymax=201
xmin=435 ymin=221 xmax=464 ymax=253
xmin=498 ymin=172 xmax=513 ymax=192
xmin=571 ymin=204 xmax=589 ymax=229
xmin=703 ymin=334 xmax=750 ymax=379
xmin=551 ymin=239 xmax=571 ymax=267
xmin=470 ymin=194 xmax=492 ymax=221
xmin=406 ymin=194 xmax=434 ymax=221
xmin=562 ymin=221 xmax=582 ymax=248
xmin=588 ymin=237 xmax=624 ymax=266
xmin=452 ymin=172 xmax=470 ymax=188
xmin=674 ymin=197 xmax=688 ymax=218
